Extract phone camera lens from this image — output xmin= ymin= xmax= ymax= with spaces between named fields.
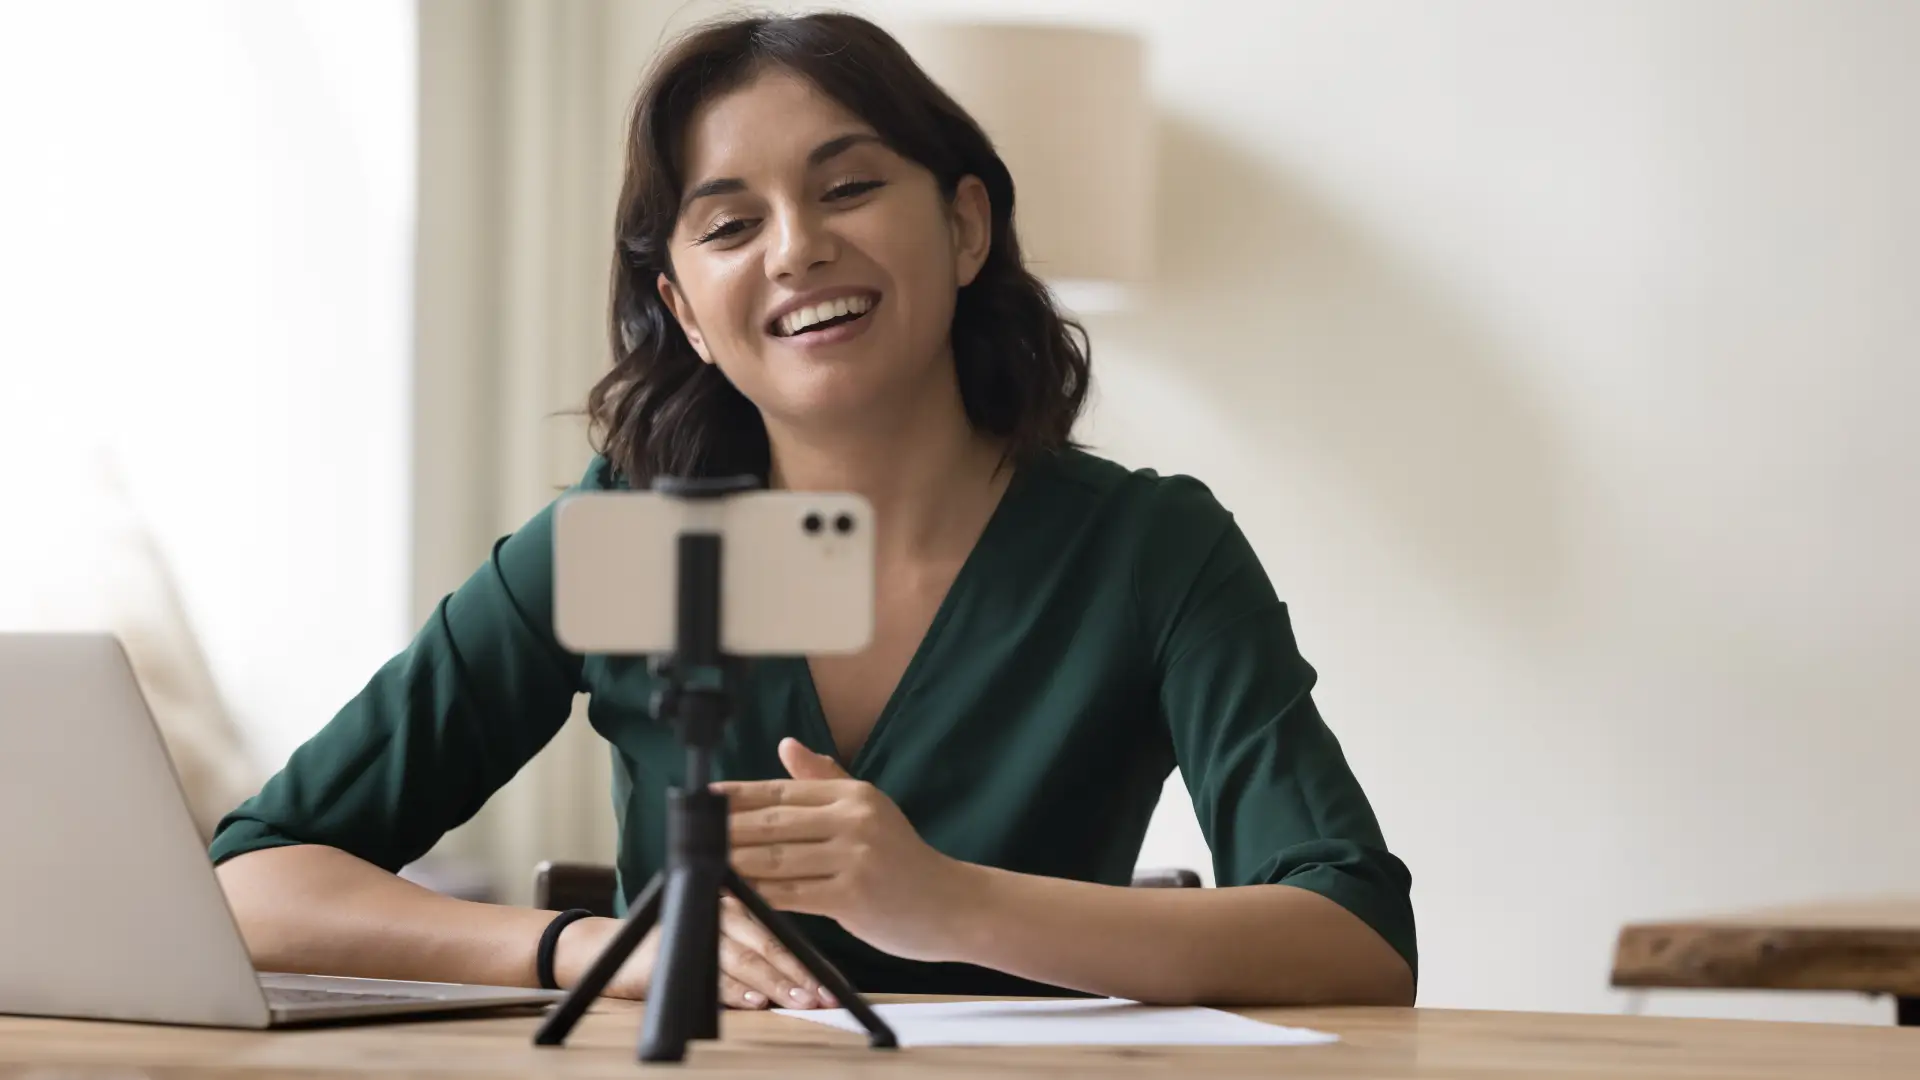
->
xmin=803 ymin=512 xmax=824 ymax=534
xmin=833 ymin=513 xmax=855 ymax=535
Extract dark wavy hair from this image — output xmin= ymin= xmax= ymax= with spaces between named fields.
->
xmin=586 ymin=11 xmax=1091 ymax=486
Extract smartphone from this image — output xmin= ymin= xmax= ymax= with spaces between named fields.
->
xmin=550 ymin=489 xmax=875 ymax=656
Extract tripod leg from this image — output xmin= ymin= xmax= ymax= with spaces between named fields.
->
xmin=723 ymin=869 xmax=898 ymax=1049
xmin=533 ymin=871 xmax=664 ymax=1046
xmin=639 ymin=863 xmax=722 ymax=1062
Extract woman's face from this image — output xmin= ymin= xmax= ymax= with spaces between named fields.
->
xmin=657 ymin=68 xmax=991 ymax=436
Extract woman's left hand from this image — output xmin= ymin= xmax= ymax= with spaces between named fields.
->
xmin=712 ymin=737 xmax=977 ymax=963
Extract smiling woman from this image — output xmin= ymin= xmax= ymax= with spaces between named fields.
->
xmin=208 ymin=10 xmax=1417 ymax=1014
xmin=592 ymin=16 xmax=1088 ymax=485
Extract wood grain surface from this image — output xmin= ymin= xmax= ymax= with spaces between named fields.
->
xmin=3 ymin=995 xmax=1918 ymax=1079
xmin=1613 ymin=895 xmax=1920 ymax=996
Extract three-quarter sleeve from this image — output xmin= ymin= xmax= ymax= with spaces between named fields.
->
xmin=208 ymin=469 xmax=596 ymax=873
xmin=1138 ymin=477 xmax=1418 ymax=982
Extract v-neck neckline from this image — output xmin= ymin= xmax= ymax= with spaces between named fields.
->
xmin=793 ymin=457 xmax=1037 ymax=777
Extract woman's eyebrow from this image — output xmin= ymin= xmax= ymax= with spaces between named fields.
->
xmin=680 ymin=133 xmax=884 ymax=215
xmin=681 ymin=176 xmax=746 ymax=212
xmin=806 ymin=132 xmax=882 ymax=167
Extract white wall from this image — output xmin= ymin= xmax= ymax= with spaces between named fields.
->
xmin=811 ymin=0 xmax=1920 ymax=1023
xmin=0 ymin=2 xmax=415 ymax=771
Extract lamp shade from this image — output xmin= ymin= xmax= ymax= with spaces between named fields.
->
xmin=889 ymin=21 xmax=1154 ymax=306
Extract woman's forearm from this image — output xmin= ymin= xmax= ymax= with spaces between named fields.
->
xmin=942 ymin=866 xmax=1415 ymax=1006
xmin=215 ymin=844 xmax=557 ymax=988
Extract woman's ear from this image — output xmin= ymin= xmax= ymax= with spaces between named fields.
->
xmin=949 ymin=175 xmax=992 ymax=288
xmin=656 ymin=272 xmax=713 ymax=363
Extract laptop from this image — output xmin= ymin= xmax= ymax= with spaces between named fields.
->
xmin=0 ymin=632 xmax=567 ymax=1027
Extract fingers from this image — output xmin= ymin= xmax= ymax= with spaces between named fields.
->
xmin=717 ymin=898 xmax=837 ymax=1010
xmin=712 ymin=778 xmax=852 ymax=812
xmin=721 ymin=898 xmax=832 ymax=1006
xmin=718 ymin=973 xmax=770 ymax=1010
xmin=719 ymin=933 xmax=808 ymax=1008
xmin=731 ymin=837 xmax=847 ymax=880
xmin=778 ymin=736 xmax=851 ymax=780
xmin=750 ymin=876 xmax=835 ymax=917
xmin=728 ymin=803 xmax=841 ymax=846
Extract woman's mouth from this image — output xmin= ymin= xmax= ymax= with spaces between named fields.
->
xmin=769 ymin=293 xmax=879 ymax=338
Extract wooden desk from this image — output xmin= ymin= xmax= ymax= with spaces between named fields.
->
xmin=2 ymin=997 xmax=1916 ymax=1078
xmin=1613 ymin=896 xmax=1920 ymax=1026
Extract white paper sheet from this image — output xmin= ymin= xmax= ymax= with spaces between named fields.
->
xmin=772 ymin=997 xmax=1340 ymax=1047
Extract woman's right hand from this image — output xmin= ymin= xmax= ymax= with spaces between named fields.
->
xmin=555 ymin=895 xmax=837 ymax=1010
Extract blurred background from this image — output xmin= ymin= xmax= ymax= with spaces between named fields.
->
xmin=2 ymin=0 xmax=1915 ymax=1026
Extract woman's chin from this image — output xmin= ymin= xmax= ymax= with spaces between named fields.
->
xmin=747 ymin=339 xmax=952 ymax=435
xmin=763 ymin=382 xmax=920 ymax=439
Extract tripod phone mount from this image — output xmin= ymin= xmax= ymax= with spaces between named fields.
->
xmin=533 ymin=474 xmax=897 ymax=1063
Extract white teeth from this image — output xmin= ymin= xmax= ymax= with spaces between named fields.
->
xmin=778 ymin=294 xmax=874 ymax=336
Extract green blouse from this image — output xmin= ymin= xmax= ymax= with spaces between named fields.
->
xmin=210 ymin=448 xmax=1416 ymax=995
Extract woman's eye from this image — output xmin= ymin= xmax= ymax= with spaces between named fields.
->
xmin=694 ymin=217 xmax=752 ymax=244
xmin=826 ymin=179 xmax=886 ymax=201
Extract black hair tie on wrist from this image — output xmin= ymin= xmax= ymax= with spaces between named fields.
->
xmin=537 ymin=908 xmax=595 ymax=991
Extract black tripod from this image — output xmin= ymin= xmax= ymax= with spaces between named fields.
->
xmin=533 ymin=475 xmax=897 ymax=1063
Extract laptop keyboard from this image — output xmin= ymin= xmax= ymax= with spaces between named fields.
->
xmin=267 ymin=986 xmax=439 ymax=1007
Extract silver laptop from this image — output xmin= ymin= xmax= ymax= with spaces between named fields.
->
xmin=0 ymin=632 xmax=567 ymax=1027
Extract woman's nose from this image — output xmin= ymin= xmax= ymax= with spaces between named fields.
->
xmin=764 ymin=205 xmax=836 ymax=281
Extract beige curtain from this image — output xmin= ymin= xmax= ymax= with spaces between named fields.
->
xmin=412 ymin=0 xmax=681 ymax=904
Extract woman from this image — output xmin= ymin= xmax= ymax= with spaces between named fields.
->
xmin=212 ymin=11 xmax=1417 ymax=1010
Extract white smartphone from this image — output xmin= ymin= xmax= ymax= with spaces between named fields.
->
xmin=550 ymin=489 xmax=875 ymax=656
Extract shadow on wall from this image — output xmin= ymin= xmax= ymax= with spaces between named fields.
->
xmin=1088 ymin=114 xmax=1574 ymax=635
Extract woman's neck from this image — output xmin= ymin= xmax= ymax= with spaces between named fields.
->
xmin=765 ymin=387 xmax=1008 ymax=562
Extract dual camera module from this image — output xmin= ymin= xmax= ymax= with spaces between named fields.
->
xmin=802 ymin=510 xmax=857 ymax=536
